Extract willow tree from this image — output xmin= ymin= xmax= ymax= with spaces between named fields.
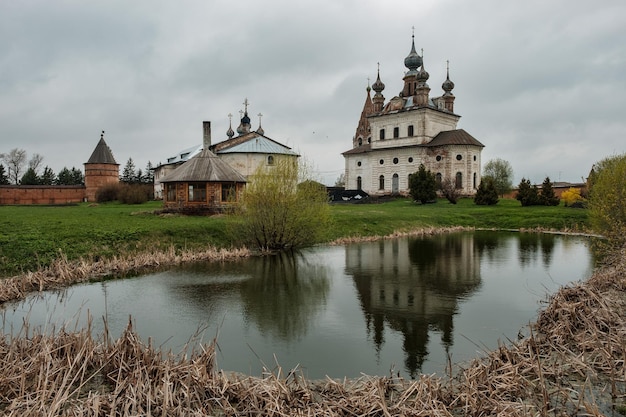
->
xmin=238 ymin=158 xmax=330 ymax=252
xmin=588 ymin=153 xmax=626 ymax=253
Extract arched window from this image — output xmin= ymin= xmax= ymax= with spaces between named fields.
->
xmin=392 ymin=173 xmax=399 ymax=194
xmin=357 ymin=176 xmax=362 ymax=190
xmin=358 ymin=138 xmax=363 ymax=146
xmin=455 ymin=172 xmax=463 ymax=189
xmin=379 ymin=175 xmax=385 ymax=190
xmin=473 ymin=172 xmax=477 ymax=189
xmin=267 ymin=155 xmax=274 ymax=165
xmin=436 ymin=173 xmax=442 ymax=186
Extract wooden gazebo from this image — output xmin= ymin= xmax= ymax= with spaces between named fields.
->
xmin=160 ymin=148 xmax=246 ymax=213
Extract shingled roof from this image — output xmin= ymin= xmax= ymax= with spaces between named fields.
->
xmin=426 ymin=129 xmax=485 ymax=147
xmin=160 ymin=149 xmax=246 ymax=183
xmin=86 ymin=137 xmax=118 ymax=164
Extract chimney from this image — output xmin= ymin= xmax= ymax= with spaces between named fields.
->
xmin=203 ymin=121 xmax=211 ymax=149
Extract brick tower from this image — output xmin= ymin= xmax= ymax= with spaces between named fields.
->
xmin=84 ymin=131 xmax=119 ymax=202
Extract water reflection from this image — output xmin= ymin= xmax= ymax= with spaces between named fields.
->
xmin=0 ymin=232 xmax=594 ymax=379
xmin=162 ymin=252 xmax=330 ymax=341
xmin=346 ymin=234 xmax=482 ymax=377
xmin=239 ymin=252 xmax=329 ymax=341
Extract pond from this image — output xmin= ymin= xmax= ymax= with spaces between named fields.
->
xmin=1 ymin=231 xmax=594 ymax=380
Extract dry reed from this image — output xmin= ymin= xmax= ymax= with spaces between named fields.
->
xmin=0 ymin=246 xmax=251 ymax=306
xmin=329 ymin=226 xmax=473 ymax=245
xmin=1 ymin=250 xmax=625 ymax=415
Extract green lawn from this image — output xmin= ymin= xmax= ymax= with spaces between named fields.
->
xmin=0 ymin=198 xmax=588 ymax=277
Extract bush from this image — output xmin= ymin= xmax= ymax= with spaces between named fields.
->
xmin=96 ymin=183 xmax=122 ymax=203
xmin=409 ymin=164 xmax=437 ymax=204
xmin=561 ymin=188 xmax=585 ymax=207
xmin=238 ymin=158 xmax=330 ymax=252
xmin=516 ymin=178 xmax=540 ymax=206
xmin=474 ymin=177 xmax=499 ymax=205
xmin=440 ymin=178 xmax=460 ymax=204
xmin=539 ymin=177 xmax=560 ymax=206
xmin=118 ymin=184 xmax=152 ymax=204
xmin=588 ymin=154 xmax=626 ymax=252
xmin=96 ymin=183 xmax=153 ymax=204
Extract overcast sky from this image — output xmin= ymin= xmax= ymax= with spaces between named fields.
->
xmin=1 ymin=0 xmax=624 ymax=185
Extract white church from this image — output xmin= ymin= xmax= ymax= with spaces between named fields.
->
xmin=343 ymin=34 xmax=484 ymax=196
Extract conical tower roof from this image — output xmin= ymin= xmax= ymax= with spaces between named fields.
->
xmin=86 ymin=132 xmax=117 ymax=164
xmin=160 ymin=149 xmax=246 ymax=183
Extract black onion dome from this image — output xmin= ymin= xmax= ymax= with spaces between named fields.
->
xmin=372 ymin=69 xmax=385 ymax=93
xmin=404 ymin=35 xmax=422 ymax=72
xmin=417 ymin=55 xmax=429 ymax=83
xmin=442 ymin=63 xmax=455 ymax=93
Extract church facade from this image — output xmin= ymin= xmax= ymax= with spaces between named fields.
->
xmin=343 ymin=35 xmax=484 ymax=197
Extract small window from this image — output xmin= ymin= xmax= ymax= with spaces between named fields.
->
xmin=358 ymin=138 xmax=363 ymax=146
xmin=379 ymin=129 xmax=385 ymax=140
xmin=188 ymin=183 xmax=207 ymax=202
xmin=473 ymin=172 xmax=477 ymax=189
xmin=436 ymin=173 xmax=442 ymax=186
xmin=357 ymin=161 xmax=362 ymax=167
xmin=267 ymin=155 xmax=274 ymax=165
xmin=357 ymin=176 xmax=362 ymax=190
xmin=456 ymin=154 xmax=462 ymax=161
xmin=222 ymin=183 xmax=236 ymax=202
xmin=408 ymin=157 xmax=413 ymax=163
xmin=166 ymin=183 xmax=176 ymax=201
xmin=393 ymin=157 xmax=399 ymax=164
xmin=473 ymin=155 xmax=477 ymax=161
xmin=408 ymin=125 xmax=414 ymax=137
xmin=379 ymin=175 xmax=385 ymax=190
xmin=455 ymin=172 xmax=463 ymax=189
xmin=436 ymin=155 xmax=442 ymax=162
xmin=393 ymin=127 xmax=399 ymax=138
xmin=379 ymin=159 xmax=384 ymax=165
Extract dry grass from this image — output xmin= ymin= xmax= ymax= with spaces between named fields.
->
xmin=0 ymin=246 xmax=250 ymax=305
xmin=1 ymin=249 xmax=625 ymax=415
xmin=329 ymin=226 xmax=473 ymax=245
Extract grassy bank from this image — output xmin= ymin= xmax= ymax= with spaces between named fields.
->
xmin=0 ymin=198 xmax=588 ymax=277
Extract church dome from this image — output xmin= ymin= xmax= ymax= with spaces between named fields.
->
xmin=442 ymin=62 xmax=455 ymax=93
xmin=372 ymin=69 xmax=385 ymax=93
xmin=417 ymin=55 xmax=429 ymax=83
xmin=404 ymin=35 xmax=422 ymax=72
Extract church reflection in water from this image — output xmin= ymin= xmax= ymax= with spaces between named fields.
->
xmin=344 ymin=233 xmax=483 ymax=378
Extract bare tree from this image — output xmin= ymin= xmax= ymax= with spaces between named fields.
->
xmin=28 ymin=153 xmax=44 ymax=174
xmin=1 ymin=148 xmax=27 ymax=185
xmin=440 ymin=177 xmax=461 ymax=204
